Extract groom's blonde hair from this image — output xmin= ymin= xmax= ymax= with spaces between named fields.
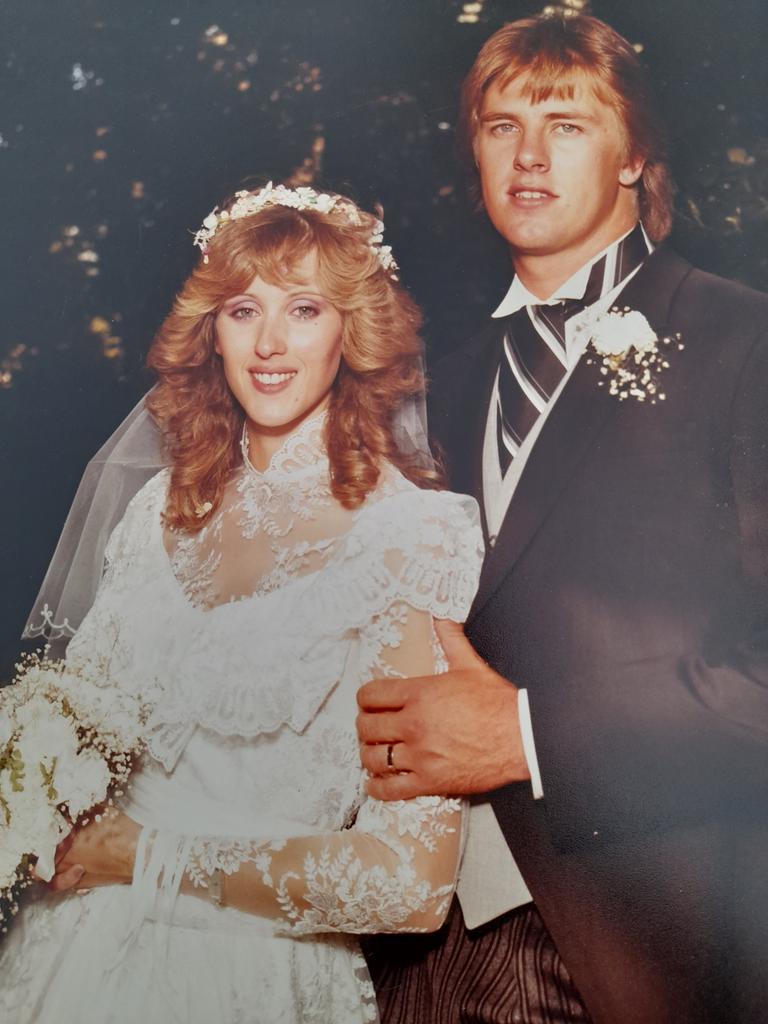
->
xmin=460 ymin=14 xmax=674 ymax=242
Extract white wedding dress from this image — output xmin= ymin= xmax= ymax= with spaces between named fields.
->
xmin=0 ymin=414 xmax=482 ymax=1024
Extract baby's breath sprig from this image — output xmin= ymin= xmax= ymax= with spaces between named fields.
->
xmin=573 ymin=306 xmax=685 ymax=403
xmin=0 ymin=649 xmax=152 ymax=929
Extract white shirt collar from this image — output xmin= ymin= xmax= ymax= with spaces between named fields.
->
xmin=491 ymin=222 xmax=645 ymax=319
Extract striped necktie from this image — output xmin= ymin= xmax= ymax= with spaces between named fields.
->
xmin=496 ymin=223 xmax=650 ymax=474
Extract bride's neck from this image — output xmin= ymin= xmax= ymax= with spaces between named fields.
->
xmin=243 ymin=408 xmax=328 ymax=473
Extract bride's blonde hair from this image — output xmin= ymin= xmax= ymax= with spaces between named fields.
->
xmin=147 ymin=194 xmax=442 ymax=532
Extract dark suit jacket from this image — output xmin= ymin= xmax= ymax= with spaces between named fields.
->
xmin=428 ymin=248 xmax=768 ymax=1024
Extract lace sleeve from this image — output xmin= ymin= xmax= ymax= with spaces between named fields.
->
xmin=136 ymin=606 xmax=463 ymax=936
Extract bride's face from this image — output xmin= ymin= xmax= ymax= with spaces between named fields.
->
xmin=214 ymin=252 xmax=343 ymax=468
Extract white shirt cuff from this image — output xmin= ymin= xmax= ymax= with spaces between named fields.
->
xmin=518 ymin=689 xmax=544 ymax=800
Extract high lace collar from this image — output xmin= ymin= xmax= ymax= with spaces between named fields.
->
xmin=240 ymin=411 xmax=329 ymax=485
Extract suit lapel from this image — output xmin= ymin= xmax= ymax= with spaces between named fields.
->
xmin=467 ymin=246 xmax=693 ymax=625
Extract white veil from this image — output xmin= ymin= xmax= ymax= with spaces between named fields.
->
xmin=23 ymin=383 xmax=432 ymax=649
xmin=23 ymin=394 xmax=169 ymax=646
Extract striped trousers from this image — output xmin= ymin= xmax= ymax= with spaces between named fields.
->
xmin=364 ymin=900 xmax=591 ymax=1024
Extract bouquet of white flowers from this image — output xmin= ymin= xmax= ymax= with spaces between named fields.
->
xmin=0 ymin=652 xmax=150 ymax=930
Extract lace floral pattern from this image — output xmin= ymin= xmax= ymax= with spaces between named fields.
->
xmin=185 ymin=795 xmax=463 ymax=936
xmin=0 ymin=413 xmax=484 ymax=1023
xmin=166 ymin=415 xmax=343 ymax=608
xmin=93 ymin=419 xmax=483 ymax=766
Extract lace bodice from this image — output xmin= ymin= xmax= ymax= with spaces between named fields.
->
xmin=63 ymin=413 xmax=484 ymax=943
xmin=165 ymin=417 xmax=350 ymax=608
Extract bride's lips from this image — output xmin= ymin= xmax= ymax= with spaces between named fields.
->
xmin=248 ymin=368 xmax=298 ymax=394
xmin=507 ymin=186 xmax=557 ymax=208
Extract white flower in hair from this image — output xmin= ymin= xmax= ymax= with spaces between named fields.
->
xmin=193 ymin=182 xmax=400 ymax=279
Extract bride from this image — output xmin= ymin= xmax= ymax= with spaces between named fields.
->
xmin=0 ymin=184 xmax=483 ymax=1023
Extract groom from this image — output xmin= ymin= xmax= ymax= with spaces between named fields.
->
xmin=358 ymin=14 xmax=768 ymax=1024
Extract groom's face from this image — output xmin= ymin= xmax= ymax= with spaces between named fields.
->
xmin=475 ymin=71 xmax=643 ymax=267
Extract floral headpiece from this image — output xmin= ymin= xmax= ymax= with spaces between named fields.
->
xmin=193 ymin=182 xmax=399 ymax=279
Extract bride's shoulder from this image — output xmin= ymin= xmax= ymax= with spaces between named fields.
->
xmin=103 ymin=468 xmax=170 ymax=560
xmin=367 ymin=462 xmax=479 ymax=521
xmin=359 ymin=463 xmax=482 ymax=549
xmin=121 ymin=468 xmax=170 ymax=524
xmin=331 ymin=465 xmax=484 ymax=620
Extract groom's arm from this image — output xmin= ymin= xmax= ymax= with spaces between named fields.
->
xmin=358 ymin=335 xmax=544 ymax=800
xmin=359 ymin=585 xmax=768 ymax=831
xmin=357 ymin=618 xmax=531 ymax=798
xmin=360 ymin=329 xmax=768 ymax=836
xmin=358 ymin=335 xmax=536 ymax=799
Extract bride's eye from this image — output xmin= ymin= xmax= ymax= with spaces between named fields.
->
xmin=231 ymin=306 xmax=258 ymax=320
xmin=291 ymin=303 xmax=320 ymax=320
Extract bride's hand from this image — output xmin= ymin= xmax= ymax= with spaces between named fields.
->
xmin=46 ymin=809 xmax=142 ymax=893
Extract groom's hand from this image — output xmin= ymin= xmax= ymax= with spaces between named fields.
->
xmin=357 ymin=619 xmax=530 ymax=800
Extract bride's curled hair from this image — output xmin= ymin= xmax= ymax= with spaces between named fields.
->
xmin=147 ymin=190 xmax=442 ymax=532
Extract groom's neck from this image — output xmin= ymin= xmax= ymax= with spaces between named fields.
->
xmin=511 ymin=213 xmax=640 ymax=301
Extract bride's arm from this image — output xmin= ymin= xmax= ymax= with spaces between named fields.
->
xmin=184 ymin=604 xmax=463 ymax=933
xmin=52 ymin=606 xmax=464 ymax=935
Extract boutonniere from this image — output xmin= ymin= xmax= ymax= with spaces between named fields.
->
xmin=572 ymin=307 xmax=684 ymax=403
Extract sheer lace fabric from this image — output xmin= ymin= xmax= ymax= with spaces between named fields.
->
xmin=1 ymin=413 xmax=483 ymax=1023
xmin=164 ymin=422 xmax=350 ymax=609
xmin=185 ymin=792 xmax=463 ymax=935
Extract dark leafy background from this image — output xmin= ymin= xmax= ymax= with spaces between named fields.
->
xmin=1 ymin=0 xmax=766 ymax=674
